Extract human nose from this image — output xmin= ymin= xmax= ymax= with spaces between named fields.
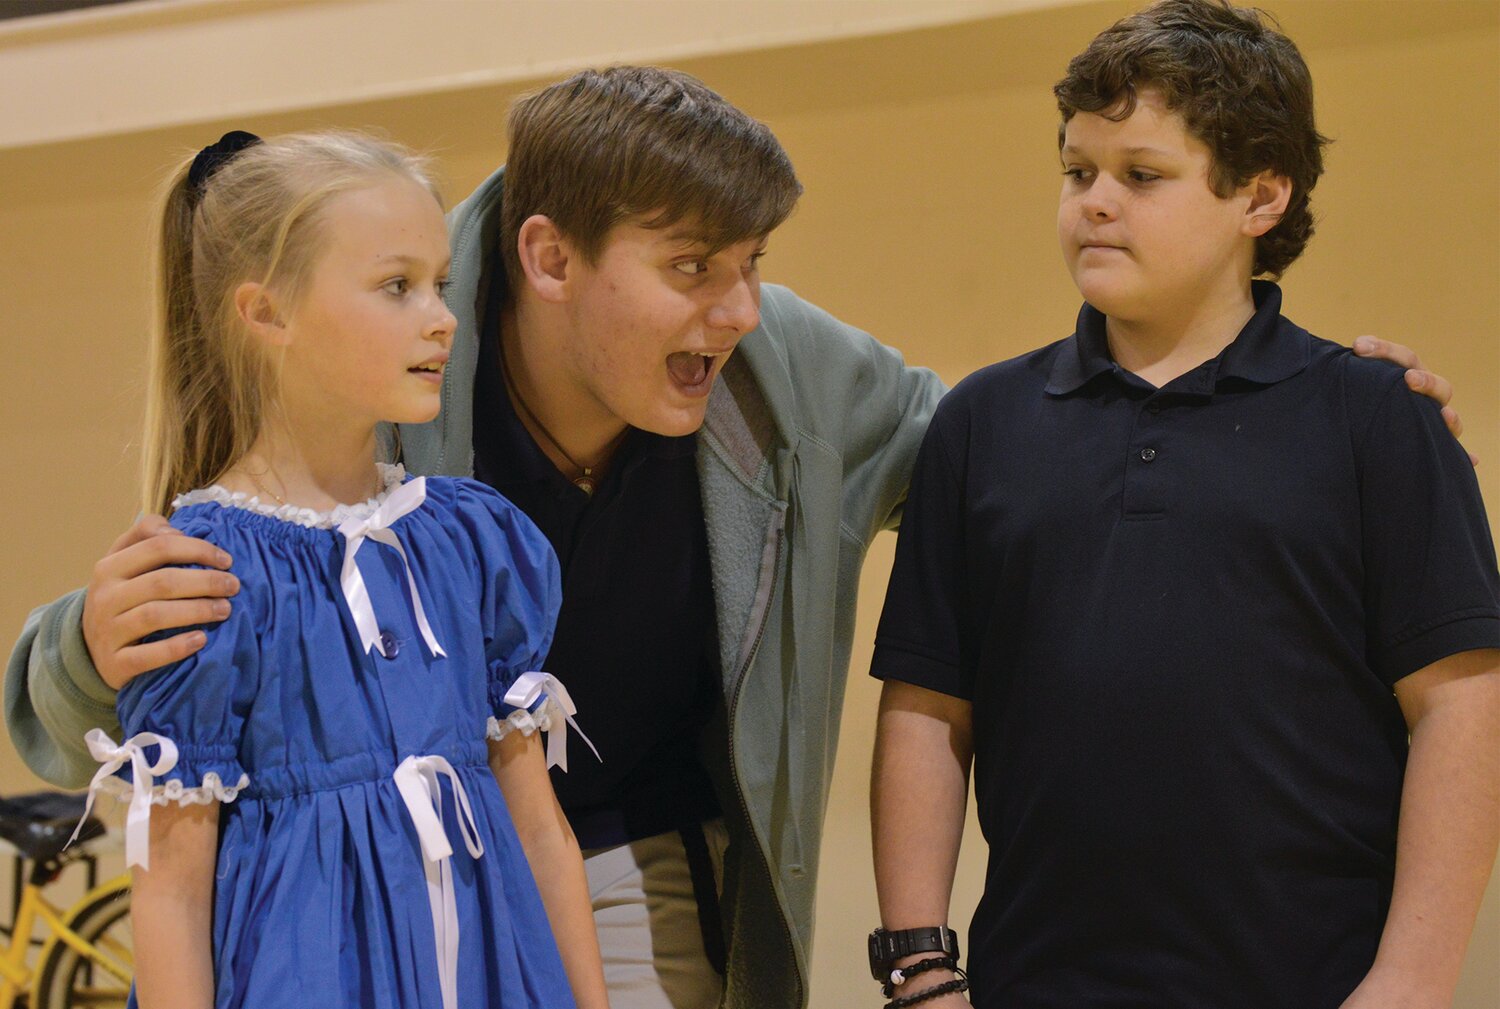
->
xmin=423 ymin=285 xmax=457 ymax=342
xmin=426 ymin=296 xmax=457 ymax=346
xmin=1081 ymin=175 xmax=1121 ymax=221
xmin=707 ymin=274 xmax=760 ymax=336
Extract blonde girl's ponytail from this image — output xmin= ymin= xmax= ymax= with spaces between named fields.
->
xmin=142 ymin=161 xmax=209 ymax=515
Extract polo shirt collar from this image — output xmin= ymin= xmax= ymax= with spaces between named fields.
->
xmin=1217 ymin=281 xmax=1310 ymax=385
xmin=1046 ymin=280 xmax=1309 ymax=396
xmin=1045 ymin=302 xmax=1117 ymax=395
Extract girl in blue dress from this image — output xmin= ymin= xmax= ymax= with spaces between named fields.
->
xmin=74 ymin=131 xmax=609 ymax=1009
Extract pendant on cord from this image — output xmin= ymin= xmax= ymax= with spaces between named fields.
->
xmin=573 ymin=470 xmax=597 ymax=496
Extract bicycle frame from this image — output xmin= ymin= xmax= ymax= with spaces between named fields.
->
xmin=0 ymin=874 xmax=131 ymax=1009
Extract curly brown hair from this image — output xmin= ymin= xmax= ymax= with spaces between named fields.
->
xmin=1054 ymin=0 xmax=1329 ymax=278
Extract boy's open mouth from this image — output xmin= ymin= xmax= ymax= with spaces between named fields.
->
xmin=666 ymin=351 xmax=717 ymax=390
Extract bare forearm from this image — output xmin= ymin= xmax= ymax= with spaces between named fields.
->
xmin=1353 ymin=652 xmax=1500 ymax=1007
xmin=132 ymin=893 xmax=214 ymax=1009
xmin=517 ymin=813 xmax=609 ymax=1009
xmin=872 ymin=680 xmax=973 ymax=929
xmin=130 ymin=804 xmax=219 ymax=1009
xmin=871 ymin=680 xmax=974 ymax=1006
xmin=489 ymin=736 xmax=608 ymax=1009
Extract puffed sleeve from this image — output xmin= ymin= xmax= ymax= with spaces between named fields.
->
xmin=449 ymin=480 xmax=595 ymax=769
xmin=76 ymin=514 xmax=257 ymax=870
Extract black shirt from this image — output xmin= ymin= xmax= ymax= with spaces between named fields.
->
xmin=471 ymin=266 xmax=721 ymax=849
xmin=871 ymin=283 xmax=1500 ymax=1008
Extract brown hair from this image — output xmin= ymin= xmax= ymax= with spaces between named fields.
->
xmin=1054 ymin=0 xmax=1329 ymax=278
xmin=500 ymin=66 xmax=802 ymax=287
xmin=143 ymin=131 xmax=439 ymax=514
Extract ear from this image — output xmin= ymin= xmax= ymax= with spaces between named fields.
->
xmin=515 ymin=214 xmax=574 ymax=304
xmin=1241 ymin=170 xmax=1294 ymax=238
xmin=233 ymin=281 xmax=290 ymax=346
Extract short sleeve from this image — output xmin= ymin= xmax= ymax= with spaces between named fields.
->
xmin=1357 ymin=370 xmax=1500 ymax=684
xmin=447 ymin=481 xmax=567 ymax=738
xmin=78 ymin=515 xmax=257 ymax=868
xmin=107 ymin=516 xmax=257 ymax=802
xmin=870 ymin=396 xmax=974 ymax=699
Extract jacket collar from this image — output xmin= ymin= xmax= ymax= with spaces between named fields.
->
xmin=398 ymin=164 xmax=508 ymax=477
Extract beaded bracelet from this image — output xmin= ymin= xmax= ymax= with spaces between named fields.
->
xmin=882 ymin=955 xmax=958 ymax=998
xmin=883 ymin=976 xmax=970 ymax=1009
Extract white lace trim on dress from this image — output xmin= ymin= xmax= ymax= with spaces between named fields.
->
xmin=171 ymin=462 xmax=408 ymax=529
xmin=75 ymin=727 xmax=247 ymax=870
xmin=485 ymin=701 xmax=558 ymax=742
xmin=93 ymin=770 xmax=250 ymax=806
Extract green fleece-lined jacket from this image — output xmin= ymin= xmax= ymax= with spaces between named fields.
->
xmin=5 ymin=165 xmax=946 ymax=1009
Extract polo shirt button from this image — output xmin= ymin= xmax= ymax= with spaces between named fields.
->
xmin=1147 ymin=402 xmax=1161 ymax=415
xmin=1140 ymin=447 xmax=1157 ymax=462
xmin=378 ymin=630 xmax=400 ymax=658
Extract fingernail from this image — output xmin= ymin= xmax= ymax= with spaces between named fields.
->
xmin=217 ymin=551 xmax=232 ymax=566
xmin=192 ymin=631 xmax=207 ymax=646
xmin=1354 ymin=337 xmax=1374 ymax=353
xmin=1407 ymin=371 xmax=1425 ymax=388
xmin=219 ymin=574 xmax=240 ymax=594
xmin=213 ymin=600 xmax=231 ymax=618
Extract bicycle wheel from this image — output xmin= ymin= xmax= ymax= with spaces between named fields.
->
xmin=34 ymin=884 xmax=132 ymax=1009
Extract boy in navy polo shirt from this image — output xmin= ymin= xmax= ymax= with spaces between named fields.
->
xmin=868 ymin=2 xmax=1500 ymax=1008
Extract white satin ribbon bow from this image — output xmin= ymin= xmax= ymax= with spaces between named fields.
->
xmin=502 ymin=672 xmax=601 ymax=773
xmin=393 ymin=754 xmax=484 ymax=1009
xmin=73 ymin=728 xmax=180 ymax=871
xmin=337 ymin=477 xmax=446 ymax=659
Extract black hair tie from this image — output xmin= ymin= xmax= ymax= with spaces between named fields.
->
xmin=187 ymin=130 xmax=262 ymax=203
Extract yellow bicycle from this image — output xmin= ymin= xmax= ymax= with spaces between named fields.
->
xmin=0 ymin=792 xmax=131 ymax=1009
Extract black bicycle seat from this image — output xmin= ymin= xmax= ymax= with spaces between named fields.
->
xmin=0 ymin=792 xmax=105 ymax=862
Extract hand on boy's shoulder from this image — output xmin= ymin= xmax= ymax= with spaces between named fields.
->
xmin=1353 ymin=336 xmax=1473 ymax=466
xmin=83 ymin=513 xmax=239 ymax=691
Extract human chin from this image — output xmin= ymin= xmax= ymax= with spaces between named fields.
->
xmin=624 ymin=384 xmax=713 ymax=437
xmin=383 ymin=387 xmax=443 ymax=426
xmin=1071 ymin=265 xmax=1141 ymax=318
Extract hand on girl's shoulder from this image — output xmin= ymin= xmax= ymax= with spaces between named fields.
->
xmin=83 ymin=512 xmax=240 ymax=692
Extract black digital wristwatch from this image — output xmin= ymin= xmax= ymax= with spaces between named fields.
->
xmin=867 ymin=926 xmax=961 ymax=981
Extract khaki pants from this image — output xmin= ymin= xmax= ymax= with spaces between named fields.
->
xmin=582 ymin=819 xmax=730 ymax=1009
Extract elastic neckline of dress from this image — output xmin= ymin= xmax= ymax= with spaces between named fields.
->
xmin=171 ymin=463 xmax=409 ymax=530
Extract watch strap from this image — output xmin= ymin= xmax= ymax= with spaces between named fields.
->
xmin=867 ymin=926 xmax=960 ymax=980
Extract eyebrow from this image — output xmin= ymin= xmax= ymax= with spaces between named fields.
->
xmin=660 ymin=229 xmax=714 ymax=250
xmin=1060 ymin=144 xmax=1177 ymax=159
xmin=373 ymin=253 xmax=452 ymax=271
xmin=660 ymin=231 xmax=771 ymax=255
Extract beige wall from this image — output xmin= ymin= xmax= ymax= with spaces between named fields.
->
xmin=1 ymin=0 xmax=1495 ymax=1004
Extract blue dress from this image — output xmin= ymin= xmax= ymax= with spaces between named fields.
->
xmin=85 ymin=466 xmax=580 ymax=1009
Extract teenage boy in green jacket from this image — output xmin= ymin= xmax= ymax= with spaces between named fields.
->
xmin=5 ymin=66 xmax=1463 ymax=1009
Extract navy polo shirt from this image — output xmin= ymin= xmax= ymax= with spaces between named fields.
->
xmin=872 ymin=282 xmax=1500 ymax=1009
xmin=472 ymin=265 xmax=721 ymax=849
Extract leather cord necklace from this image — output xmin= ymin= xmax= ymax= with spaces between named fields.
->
xmin=498 ymin=338 xmax=625 ymax=496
